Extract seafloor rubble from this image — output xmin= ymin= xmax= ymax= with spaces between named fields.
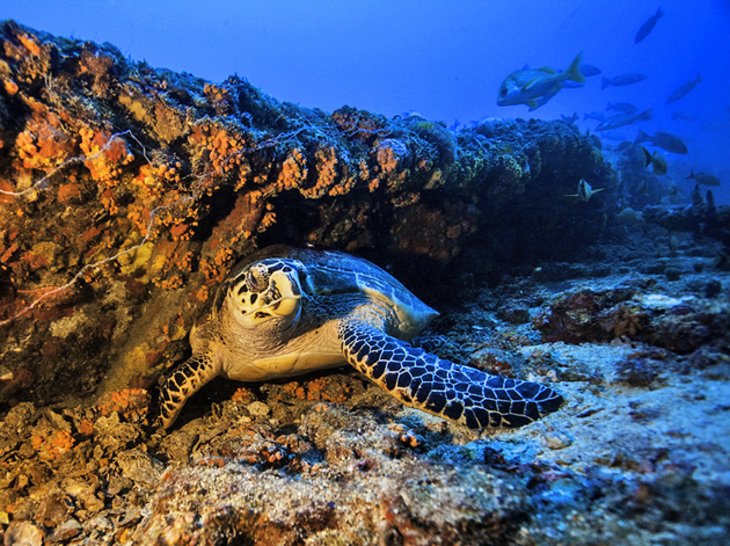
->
xmin=1 ymin=222 xmax=728 ymax=545
xmin=1 ymin=21 xmax=729 ymax=546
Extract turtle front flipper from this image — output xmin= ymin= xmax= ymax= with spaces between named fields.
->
xmin=339 ymin=321 xmax=563 ymax=429
xmin=158 ymin=354 xmax=222 ymax=429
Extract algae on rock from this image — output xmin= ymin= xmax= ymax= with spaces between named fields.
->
xmin=0 ymin=20 xmax=609 ymax=408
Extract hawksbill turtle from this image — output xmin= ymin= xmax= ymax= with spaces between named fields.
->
xmin=158 ymin=246 xmax=563 ymax=429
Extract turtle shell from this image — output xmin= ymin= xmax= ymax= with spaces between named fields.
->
xmin=228 ymin=245 xmax=438 ymax=338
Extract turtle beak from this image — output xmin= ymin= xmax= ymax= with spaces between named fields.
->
xmin=267 ymin=271 xmax=302 ymax=317
xmin=271 ymin=296 xmax=300 ymax=317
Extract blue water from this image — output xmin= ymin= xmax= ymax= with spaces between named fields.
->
xmin=3 ymin=0 xmax=729 ymax=203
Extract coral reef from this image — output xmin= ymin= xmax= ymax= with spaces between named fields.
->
xmin=0 ymin=224 xmax=728 ymax=545
xmin=4 ymin=21 xmax=727 ymax=546
xmin=0 ymin=21 xmax=610 ymax=405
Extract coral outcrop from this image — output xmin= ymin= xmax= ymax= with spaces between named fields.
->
xmin=0 ymin=21 xmax=611 ymax=405
xmin=12 ymin=21 xmax=730 ymax=546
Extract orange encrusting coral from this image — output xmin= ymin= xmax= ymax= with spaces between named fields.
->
xmin=281 ymin=377 xmax=353 ymax=404
xmin=303 ymin=146 xmax=340 ymax=199
xmin=79 ymin=127 xmax=133 ymax=186
xmin=276 ymin=148 xmax=308 ymax=191
xmin=199 ymin=191 xmax=267 ymax=282
xmin=15 ymin=111 xmax=76 ymax=172
xmin=17 ymin=32 xmax=42 ymax=57
xmin=31 ymin=430 xmax=75 ymax=461
xmin=203 ymin=83 xmax=234 ymax=115
xmin=188 ymin=121 xmax=252 ymax=180
xmin=57 ymin=182 xmax=83 ymax=204
xmin=0 ymin=179 xmax=16 ymax=204
xmin=96 ymin=388 xmax=151 ymax=422
xmin=3 ymin=78 xmax=19 ymax=96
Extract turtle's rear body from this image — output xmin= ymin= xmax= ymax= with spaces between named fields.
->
xmin=158 ymin=246 xmax=563 ymax=429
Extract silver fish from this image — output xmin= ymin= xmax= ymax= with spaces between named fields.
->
xmin=667 ymin=73 xmax=701 ymax=104
xmin=601 ymin=73 xmax=647 ymax=89
xmin=635 ymin=7 xmax=664 ymax=44
xmin=606 ymin=102 xmax=638 ymax=113
xmin=497 ymin=52 xmax=585 ymax=111
xmin=565 ymin=178 xmax=604 ymax=202
xmin=596 ymin=109 xmax=652 ymax=131
xmin=687 ymin=171 xmax=721 ymax=186
xmin=635 ymin=130 xmax=688 ymax=154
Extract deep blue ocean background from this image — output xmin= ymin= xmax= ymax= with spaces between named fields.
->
xmin=3 ymin=0 xmax=729 ymax=203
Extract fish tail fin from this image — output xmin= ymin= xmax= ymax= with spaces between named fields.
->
xmin=640 ymin=109 xmax=652 ymax=121
xmin=601 ymin=77 xmax=611 ymax=90
xmin=641 ymin=146 xmax=652 ymax=166
xmin=566 ymin=52 xmax=585 ymax=84
xmin=635 ymin=129 xmax=650 ymax=143
xmin=656 ymin=6 xmax=664 ymax=18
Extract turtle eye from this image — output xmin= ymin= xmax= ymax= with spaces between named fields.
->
xmin=246 ymin=264 xmax=270 ymax=292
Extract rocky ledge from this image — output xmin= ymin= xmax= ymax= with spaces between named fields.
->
xmin=0 ymin=21 xmax=610 ymax=405
xmin=1 ymin=21 xmax=728 ymax=546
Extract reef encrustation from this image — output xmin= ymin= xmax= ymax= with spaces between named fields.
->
xmin=0 ymin=21 xmax=610 ymax=404
xmin=1 ymin=21 xmax=728 ymax=546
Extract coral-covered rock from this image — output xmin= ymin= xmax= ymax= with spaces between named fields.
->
xmin=533 ymin=286 xmax=728 ymax=354
xmin=0 ymin=21 xmax=610 ymax=407
xmin=6 ymin=18 xmax=729 ymax=546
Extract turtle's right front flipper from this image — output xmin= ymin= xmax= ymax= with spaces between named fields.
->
xmin=158 ymin=354 xmax=221 ymax=429
xmin=339 ymin=321 xmax=563 ymax=429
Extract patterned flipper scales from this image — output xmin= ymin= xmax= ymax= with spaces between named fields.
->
xmin=158 ymin=354 xmax=221 ymax=429
xmin=339 ymin=321 xmax=563 ymax=428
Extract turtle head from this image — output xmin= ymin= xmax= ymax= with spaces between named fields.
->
xmin=226 ymin=259 xmax=303 ymax=330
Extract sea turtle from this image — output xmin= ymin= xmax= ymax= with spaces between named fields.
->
xmin=158 ymin=246 xmax=563 ymax=429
